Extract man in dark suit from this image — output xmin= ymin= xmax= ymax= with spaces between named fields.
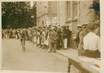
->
xmin=78 ymin=24 xmax=89 ymax=55
xmin=76 ymin=25 xmax=82 ymax=48
xmin=63 ymin=26 xmax=72 ymax=49
xmin=48 ymin=26 xmax=58 ymax=52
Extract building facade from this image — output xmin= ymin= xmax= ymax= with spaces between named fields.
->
xmin=36 ymin=1 xmax=58 ymax=27
xmin=36 ymin=0 xmax=98 ymax=33
xmin=56 ymin=0 xmax=95 ymax=34
xmin=36 ymin=1 xmax=48 ymax=27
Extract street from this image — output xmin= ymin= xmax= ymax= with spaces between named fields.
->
xmin=2 ymin=39 xmax=68 ymax=72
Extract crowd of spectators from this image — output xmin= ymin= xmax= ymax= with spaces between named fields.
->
xmin=2 ymin=21 xmax=100 ymax=58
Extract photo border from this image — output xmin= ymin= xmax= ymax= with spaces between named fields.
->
xmin=0 ymin=0 xmax=103 ymax=73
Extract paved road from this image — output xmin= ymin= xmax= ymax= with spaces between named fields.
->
xmin=2 ymin=39 xmax=68 ymax=72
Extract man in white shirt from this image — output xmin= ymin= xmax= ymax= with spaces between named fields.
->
xmin=83 ymin=32 xmax=100 ymax=51
xmin=82 ymin=23 xmax=100 ymax=58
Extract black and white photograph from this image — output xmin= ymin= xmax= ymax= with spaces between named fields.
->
xmin=1 ymin=0 xmax=101 ymax=73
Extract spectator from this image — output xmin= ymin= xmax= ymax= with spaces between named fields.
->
xmin=76 ymin=25 xmax=82 ymax=48
xmin=66 ymin=26 xmax=72 ymax=48
xmin=82 ymin=22 xmax=100 ymax=58
xmin=63 ymin=26 xmax=71 ymax=49
xmin=78 ymin=24 xmax=89 ymax=55
xmin=57 ymin=27 xmax=63 ymax=50
xmin=48 ymin=26 xmax=58 ymax=53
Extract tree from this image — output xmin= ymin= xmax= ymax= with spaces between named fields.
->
xmin=2 ymin=2 xmax=36 ymax=29
xmin=90 ymin=0 xmax=100 ymax=17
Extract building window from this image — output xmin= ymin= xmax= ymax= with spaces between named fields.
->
xmin=72 ymin=1 xmax=78 ymax=18
xmin=66 ymin=1 xmax=71 ymax=18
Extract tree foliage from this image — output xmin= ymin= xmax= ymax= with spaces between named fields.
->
xmin=2 ymin=2 xmax=36 ymax=29
xmin=90 ymin=0 xmax=100 ymax=17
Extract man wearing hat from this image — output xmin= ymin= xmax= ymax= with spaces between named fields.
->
xmin=78 ymin=24 xmax=89 ymax=55
xmin=82 ymin=22 xmax=100 ymax=58
xmin=48 ymin=26 xmax=58 ymax=52
xmin=76 ymin=25 xmax=82 ymax=48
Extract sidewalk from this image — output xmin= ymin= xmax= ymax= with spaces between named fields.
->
xmin=56 ymin=49 xmax=78 ymax=58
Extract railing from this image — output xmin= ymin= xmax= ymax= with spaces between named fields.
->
xmin=56 ymin=49 xmax=100 ymax=73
